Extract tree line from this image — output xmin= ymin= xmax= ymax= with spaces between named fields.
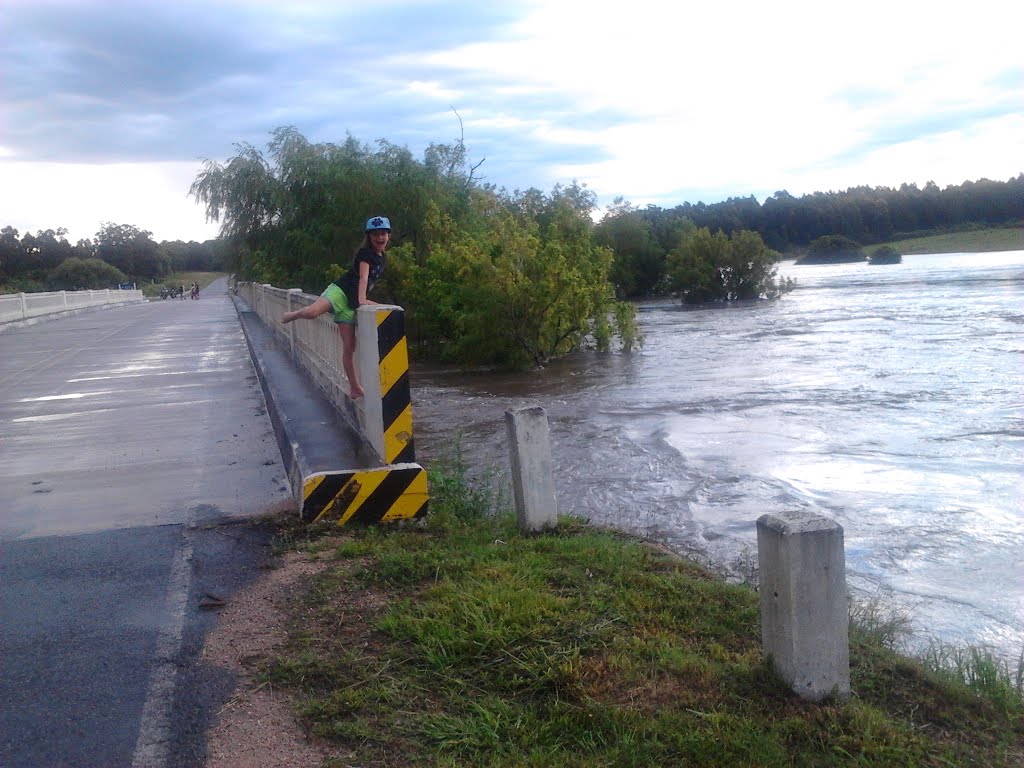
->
xmin=595 ymin=175 xmax=1024 ymax=297
xmin=5 ymin=120 xmax=1019 ymax=368
xmin=0 ymin=224 xmax=226 ymax=292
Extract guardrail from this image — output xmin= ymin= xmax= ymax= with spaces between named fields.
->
xmin=234 ymin=281 xmax=415 ymax=466
xmin=0 ymin=288 xmax=146 ymax=324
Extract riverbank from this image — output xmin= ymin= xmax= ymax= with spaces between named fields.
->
xmin=868 ymin=226 xmax=1024 ymax=255
xmin=203 ymin=461 xmax=1024 ymax=767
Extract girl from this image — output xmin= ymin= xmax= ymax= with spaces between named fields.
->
xmin=281 ymin=216 xmax=391 ymax=399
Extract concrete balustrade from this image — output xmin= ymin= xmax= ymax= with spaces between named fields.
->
xmin=505 ymin=406 xmax=558 ymax=533
xmin=757 ymin=510 xmax=850 ymax=702
xmin=0 ymin=288 xmax=144 ymax=325
xmin=234 ymin=280 xmax=415 ymax=466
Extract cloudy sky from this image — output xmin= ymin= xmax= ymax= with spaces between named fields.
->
xmin=2 ymin=0 xmax=1021 ymax=244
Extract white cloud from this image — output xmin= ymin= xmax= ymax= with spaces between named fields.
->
xmin=0 ymin=160 xmax=220 ymax=243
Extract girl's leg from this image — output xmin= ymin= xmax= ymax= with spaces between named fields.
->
xmin=338 ymin=323 xmax=363 ymax=399
xmin=281 ymin=297 xmax=331 ymax=323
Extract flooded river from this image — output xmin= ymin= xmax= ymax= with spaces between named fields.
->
xmin=409 ymin=250 xmax=1024 ymax=661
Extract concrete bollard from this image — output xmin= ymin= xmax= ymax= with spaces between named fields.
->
xmin=505 ymin=406 xmax=557 ymax=533
xmin=287 ymin=288 xmax=302 ymax=356
xmin=757 ymin=510 xmax=850 ymax=702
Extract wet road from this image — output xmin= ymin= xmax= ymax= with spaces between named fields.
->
xmin=0 ymin=280 xmax=292 ymax=767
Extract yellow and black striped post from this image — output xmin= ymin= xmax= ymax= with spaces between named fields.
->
xmin=375 ymin=308 xmax=415 ymax=464
xmin=302 ymin=464 xmax=429 ymax=524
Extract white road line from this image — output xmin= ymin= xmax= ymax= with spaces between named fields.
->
xmin=131 ymin=539 xmax=194 ymax=768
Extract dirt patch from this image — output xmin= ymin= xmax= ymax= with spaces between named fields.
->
xmin=201 ymin=549 xmax=344 ymax=768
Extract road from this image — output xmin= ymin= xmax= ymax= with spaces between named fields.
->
xmin=0 ymin=279 xmax=293 ymax=767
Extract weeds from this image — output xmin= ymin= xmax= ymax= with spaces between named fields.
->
xmin=259 ymin=456 xmax=1024 ymax=767
xmin=920 ymin=641 xmax=1024 ymax=716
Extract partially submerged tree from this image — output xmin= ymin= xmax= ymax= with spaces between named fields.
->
xmin=667 ymin=227 xmax=793 ymax=303
xmin=798 ymin=234 xmax=866 ymax=264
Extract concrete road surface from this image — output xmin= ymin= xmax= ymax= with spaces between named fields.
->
xmin=0 ymin=278 xmax=293 ymax=767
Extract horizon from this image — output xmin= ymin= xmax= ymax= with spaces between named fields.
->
xmin=5 ymin=169 xmax=1020 ymax=245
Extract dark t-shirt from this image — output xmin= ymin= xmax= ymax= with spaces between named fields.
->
xmin=335 ymin=247 xmax=386 ymax=307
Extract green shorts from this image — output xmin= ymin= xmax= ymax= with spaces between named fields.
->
xmin=321 ymin=283 xmax=356 ymax=324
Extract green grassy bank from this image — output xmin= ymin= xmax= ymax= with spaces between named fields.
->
xmin=867 ymin=227 xmax=1024 ymax=256
xmin=255 ymin=459 xmax=1024 ymax=767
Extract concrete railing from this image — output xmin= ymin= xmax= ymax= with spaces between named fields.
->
xmin=234 ymin=280 xmax=415 ymax=466
xmin=0 ymin=288 xmax=146 ymax=324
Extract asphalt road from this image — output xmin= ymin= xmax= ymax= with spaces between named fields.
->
xmin=0 ymin=279 xmax=293 ymax=767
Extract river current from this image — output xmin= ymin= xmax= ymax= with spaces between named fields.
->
xmin=409 ymin=250 xmax=1024 ymax=661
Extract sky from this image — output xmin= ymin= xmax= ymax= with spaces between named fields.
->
xmin=2 ymin=0 xmax=1021 ymax=244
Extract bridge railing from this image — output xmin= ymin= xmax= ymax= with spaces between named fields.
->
xmin=0 ymin=288 xmax=146 ymax=324
xmin=234 ymin=281 xmax=415 ymax=466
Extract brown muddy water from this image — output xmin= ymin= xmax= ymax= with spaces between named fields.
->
xmin=409 ymin=251 xmax=1024 ymax=662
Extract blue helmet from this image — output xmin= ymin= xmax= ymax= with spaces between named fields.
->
xmin=365 ymin=216 xmax=391 ymax=232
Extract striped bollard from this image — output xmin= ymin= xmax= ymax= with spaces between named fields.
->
xmin=356 ymin=304 xmax=415 ymax=465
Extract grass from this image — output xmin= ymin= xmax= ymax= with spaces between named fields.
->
xmin=258 ymin=457 xmax=1024 ymax=767
xmin=866 ymin=226 xmax=1024 ymax=256
xmin=141 ymin=271 xmax=225 ymax=297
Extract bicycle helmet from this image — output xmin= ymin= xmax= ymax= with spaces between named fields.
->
xmin=365 ymin=216 xmax=391 ymax=232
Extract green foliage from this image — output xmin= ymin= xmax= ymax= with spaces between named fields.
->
xmin=157 ymin=239 xmax=225 ymax=273
xmin=0 ymin=226 xmax=81 ymax=286
xmin=193 ymin=128 xmax=638 ymax=369
xmin=46 ymin=257 xmax=127 ymax=290
xmin=93 ymin=222 xmax=166 ymax=279
xmin=799 ymin=234 xmax=866 ymax=264
xmin=260 ymin=479 xmax=1024 ymax=767
xmin=868 ymin=245 xmax=902 ymax=265
xmin=595 ymin=198 xmax=670 ymax=297
xmin=920 ymin=641 xmax=1024 ymax=716
xmin=666 ymin=227 xmax=792 ymax=303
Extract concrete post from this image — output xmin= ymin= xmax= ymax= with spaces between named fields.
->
xmin=20 ymin=293 xmax=27 ymax=319
xmin=505 ymin=406 xmax=557 ymax=533
xmin=61 ymin=290 xmax=68 ymax=307
xmin=355 ymin=305 xmax=416 ymax=465
xmin=262 ymin=284 xmax=272 ymax=323
xmin=757 ymin=510 xmax=850 ymax=702
xmin=287 ymin=288 xmax=301 ymax=356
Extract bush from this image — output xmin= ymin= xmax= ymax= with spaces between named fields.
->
xmin=47 ymin=257 xmax=127 ymax=290
xmin=799 ymin=235 xmax=866 ymax=264
xmin=869 ymin=245 xmax=903 ymax=264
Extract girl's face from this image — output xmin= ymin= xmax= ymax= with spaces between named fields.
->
xmin=369 ymin=230 xmax=390 ymax=253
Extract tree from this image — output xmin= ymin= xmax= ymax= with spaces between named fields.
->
xmin=667 ymin=228 xmax=790 ymax=303
xmin=798 ymin=234 xmax=865 ymax=264
xmin=94 ymin=223 xmax=164 ymax=280
xmin=0 ymin=226 xmax=22 ymax=283
xmin=594 ymin=199 xmax=666 ymax=298
xmin=389 ymin=195 xmax=639 ymax=368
